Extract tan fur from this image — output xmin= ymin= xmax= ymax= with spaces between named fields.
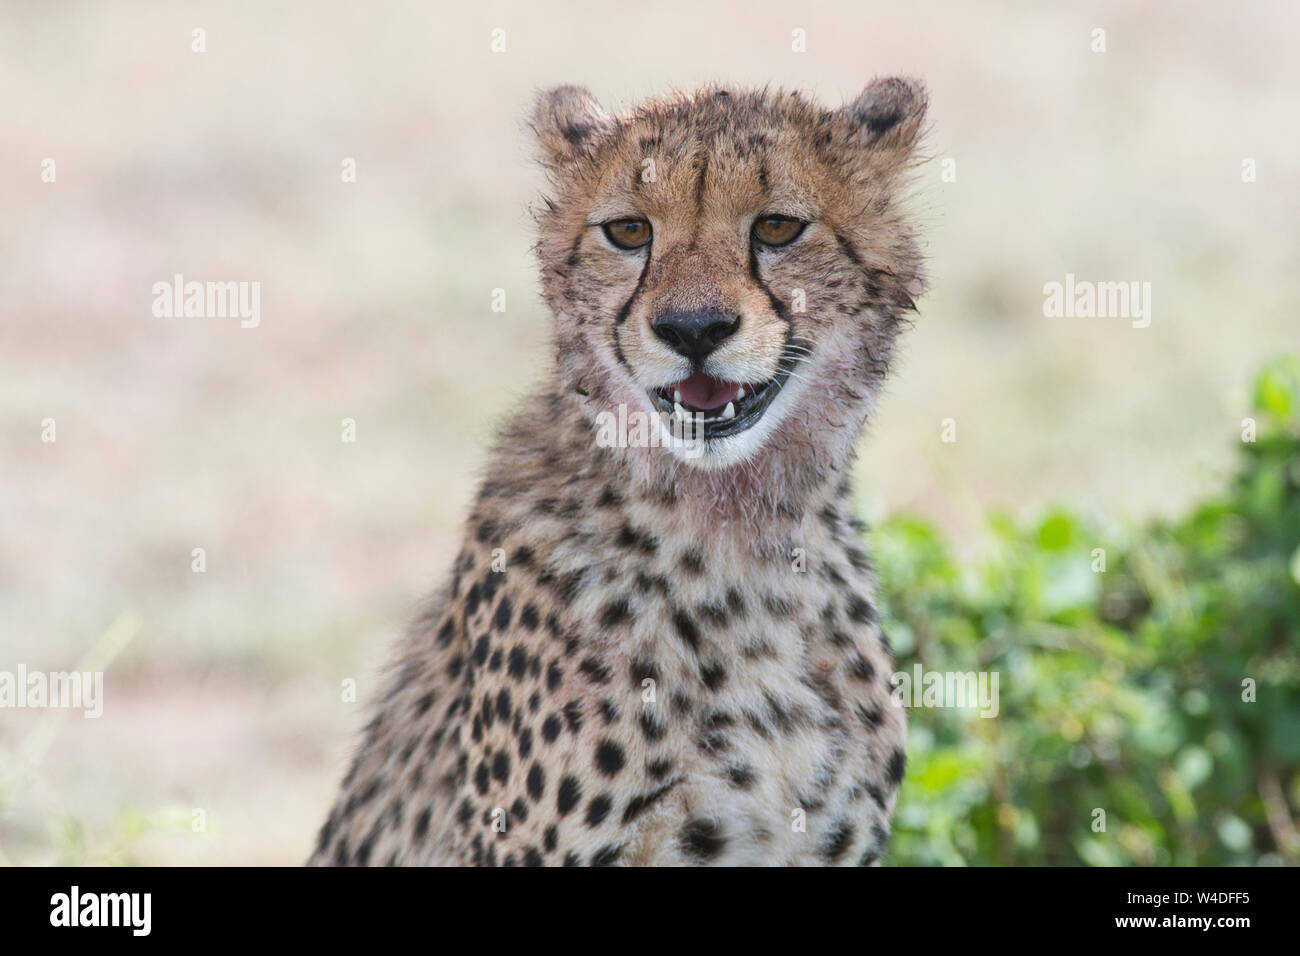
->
xmin=310 ymin=79 xmax=928 ymax=866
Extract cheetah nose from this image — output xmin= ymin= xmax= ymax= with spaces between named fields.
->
xmin=651 ymin=309 xmax=740 ymax=364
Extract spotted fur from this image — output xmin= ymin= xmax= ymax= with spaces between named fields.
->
xmin=310 ymin=78 xmax=928 ymax=866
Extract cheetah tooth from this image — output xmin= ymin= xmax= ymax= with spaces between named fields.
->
xmin=674 ymin=389 xmax=682 ymax=403
xmin=674 ymin=402 xmax=687 ymax=418
xmin=736 ymin=386 xmax=746 ymax=400
xmin=722 ymin=402 xmax=735 ymax=419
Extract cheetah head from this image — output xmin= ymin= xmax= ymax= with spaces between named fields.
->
xmin=532 ymin=80 xmax=927 ymax=474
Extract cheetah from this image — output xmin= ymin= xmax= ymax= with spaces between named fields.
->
xmin=310 ymin=78 xmax=928 ymax=866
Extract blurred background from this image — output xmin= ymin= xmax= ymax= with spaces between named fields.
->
xmin=1 ymin=0 xmax=1297 ymax=865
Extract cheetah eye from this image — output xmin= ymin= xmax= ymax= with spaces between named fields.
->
xmin=752 ymin=215 xmax=806 ymax=248
xmin=602 ymin=218 xmax=653 ymax=251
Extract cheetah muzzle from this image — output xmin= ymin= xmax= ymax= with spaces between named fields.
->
xmin=311 ymin=77 xmax=929 ymax=867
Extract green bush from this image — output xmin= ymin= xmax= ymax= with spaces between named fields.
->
xmin=877 ymin=356 xmax=1300 ymax=866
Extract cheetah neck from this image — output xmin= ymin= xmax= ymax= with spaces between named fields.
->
xmin=488 ymin=381 xmax=865 ymax=561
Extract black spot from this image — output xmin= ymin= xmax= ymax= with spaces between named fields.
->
xmin=622 ymin=778 xmax=682 ymax=823
xmin=647 ymin=757 xmax=674 ymax=779
xmin=847 ymin=595 xmax=876 ymax=625
xmin=591 ymin=844 xmax=623 ymax=867
xmin=857 ymin=704 xmax=883 ymax=728
xmin=518 ymin=726 xmax=534 ymax=759
xmin=586 ymin=794 xmax=613 ymax=826
xmin=354 ymin=829 xmax=376 ymax=866
xmin=850 ymin=656 xmax=875 ymax=681
xmin=594 ymin=740 xmax=626 ymax=776
xmin=494 ymin=597 xmax=513 ymax=631
xmin=510 ymin=797 xmax=528 ymax=823
xmin=471 ymin=634 xmax=490 ymax=666
xmin=524 ymin=846 xmax=544 ymax=866
xmin=862 ymin=104 xmax=903 ymax=135
xmin=333 ymin=837 xmax=350 ymax=866
xmin=527 ymin=762 xmax=545 ymax=800
xmin=413 ymin=806 xmax=431 ymax=839
xmin=886 ymin=747 xmax=906 ymax=785
xmin=679 ymin=818 xmax=725 ymax=861
xmin=474 ymin=762 xmax=490 ymax=795
xmin=559 ymin=568 xmax=589 ymax=603
xmin=519 ymin=603 xmax=540 ymax=630
xmin=563 ymin=851 xmax=582 ymax=867
xmin=580 ymin=656 xmax=612 ymax=684
xmin=563 ymin=700 xmax=585 ymax=733
xmin=562 ymin=123 xmax=591 ymax=145
xmin=700 ymin=660 xmax=727 ymax=690
xmin=639 ymin=711 xmax=665 ymax=741
xmin=544 ymin=825 xmax=558 ymax=852
xmin=679 ymin=549 xmax=705 ymax=574
xmin=507 ymin=645 xmax=528 ymax=679
xmin=556 ymin=776 xmax=582 ymax=815
xmin=541 ymin=714 xmax=562 ymax=742
xmin=821 ymin=821 xmax=855 ymax=862
xmin=673 ymin=610 xmax=700 ymax=652
xmin=630 ymin=657 xmax=659 ymax=687
xmin=495 ymin=689 xmax=512 ymax=720
xmin=616 ymin=524 xmax=658 ymax=554
xmin=727 ymin=765 xmax=756 ymax=790
xmin=491 ymin=751 xmax=510 ymax=782
xmin=600 ymin=598 xmax=632 ymax=628
xmin=315 ymin=815 xmax=335 ymax=856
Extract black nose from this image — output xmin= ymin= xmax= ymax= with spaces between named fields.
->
xmin=651 ymin=310 xmax=740 ymax=363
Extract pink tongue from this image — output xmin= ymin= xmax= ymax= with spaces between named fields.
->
xmin=676 ymin=372 xmax=737 ymax=411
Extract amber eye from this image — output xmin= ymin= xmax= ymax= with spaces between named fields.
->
xmin=752 ymin=215 xmax=806 ymax=247
xmin=602 ymin=218 xmax=652 ymax=250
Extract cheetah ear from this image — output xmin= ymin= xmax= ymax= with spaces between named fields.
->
xmin=837 ymin=76 xmax=928 ymax=165
xmin=530 ymin=85 xmax=615 ymax=169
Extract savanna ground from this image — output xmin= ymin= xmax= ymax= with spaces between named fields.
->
xmin=1 ymin=1 xmax=1297 ymax=864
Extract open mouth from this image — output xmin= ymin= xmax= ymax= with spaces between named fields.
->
xmin=648 ymin=367 xmax=791 ymax=439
